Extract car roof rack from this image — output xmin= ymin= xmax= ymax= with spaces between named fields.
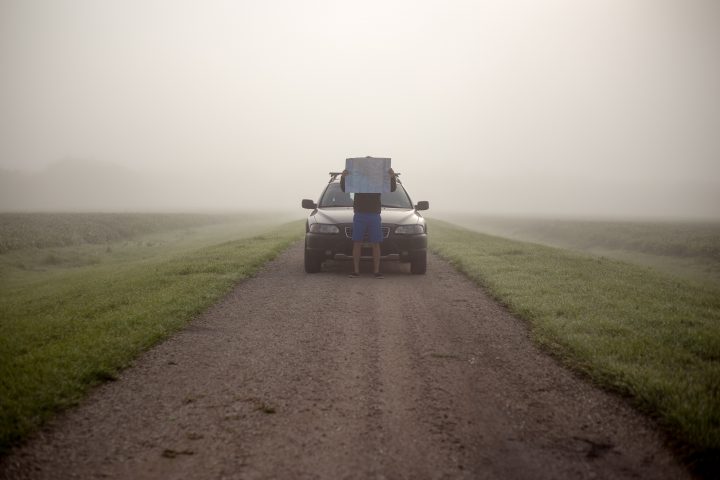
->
xmin=328 ymin=172 xmax=402 ymax=184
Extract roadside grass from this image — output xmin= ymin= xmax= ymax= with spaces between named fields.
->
xmin=440 ymin=214 xmax=720 ymax=286
xmin=0 ymin=217 xmax=303 ymax=454
xmin=429 ymin=219 xmax=720 ymax=470
xmin=0 ymin=216 xmax=285 ymax=280
xmin=0 ymin=212 xmax=248 ymax=253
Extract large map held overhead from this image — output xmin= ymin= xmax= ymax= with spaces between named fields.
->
xmin=344 ymin=157 xmax=392 ymax=193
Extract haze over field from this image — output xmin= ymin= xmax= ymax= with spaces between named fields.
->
xmin=1 ymin=0 xmax=718 ymax=218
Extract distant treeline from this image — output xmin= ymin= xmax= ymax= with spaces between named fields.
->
xmin=0 ymin=213 xmax=239 ymax=253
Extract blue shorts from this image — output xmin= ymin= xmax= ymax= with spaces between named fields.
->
xmin=352 ymin=212 xmax=383 ymax=243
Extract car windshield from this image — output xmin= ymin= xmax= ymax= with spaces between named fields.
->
xmin=319 ymin=183 xmax=414 ymax=209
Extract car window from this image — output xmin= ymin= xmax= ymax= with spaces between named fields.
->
xmin=319 ymin=183 xmax=354 ymax=207
xmin=319 ymin=183 xmax=413 ymax=209
xmin=380 ymin=187 xmax=413 ymax=208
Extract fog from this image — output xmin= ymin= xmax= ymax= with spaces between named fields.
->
xmin=1 ymin=0 xmax=719 ymax=219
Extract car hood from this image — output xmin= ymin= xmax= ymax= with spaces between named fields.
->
xmin=313 ymin=208 xmax=422 ymax=225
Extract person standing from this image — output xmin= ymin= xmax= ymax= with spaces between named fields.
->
xmin=340 ymin=168 xmax=397 ymax=278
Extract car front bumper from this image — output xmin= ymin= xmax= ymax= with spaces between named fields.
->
xmin=305 ymin=226 xmax=427 ymax=262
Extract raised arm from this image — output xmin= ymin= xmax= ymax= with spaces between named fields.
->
xmin=340 ymin=169 xmax=349 ymax=192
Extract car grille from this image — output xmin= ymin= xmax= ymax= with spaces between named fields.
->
xmin=345 ymin=226 xmax=390 ymax=240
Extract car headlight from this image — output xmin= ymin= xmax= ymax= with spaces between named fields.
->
xmin=394 ymin=224 xmax=425 ymax=234
xmin=309 ymin=223 xmax=340 ymax=234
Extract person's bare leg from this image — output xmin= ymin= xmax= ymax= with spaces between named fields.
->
xmin=372 ymin=243 xmax=381 ymax=274
xmin=353 ymin=242 xmax=362 ymax=274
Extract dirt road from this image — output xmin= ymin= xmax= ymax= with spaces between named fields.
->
xmin=0 ymin=242 xmax=688 ymax=479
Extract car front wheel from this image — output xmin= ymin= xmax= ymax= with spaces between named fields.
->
xmin=410 ymin=250 xmax=427 ymax=275
xmin=304 ymin=244 xmax=323 ymax=273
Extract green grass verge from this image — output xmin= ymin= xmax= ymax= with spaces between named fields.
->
xmin=440 ymin=214 xmax=720 ymax=286
xmin=0 ymin=220 xmax=303 ymax=453
xmin=429 ymin=220 xmax=720 ymax=469
xmin=0 ymin=212 xmax=250 ymax=253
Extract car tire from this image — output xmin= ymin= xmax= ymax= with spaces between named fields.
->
xmin=410 ymin=250 xmax=427 ymax=275
xmin=304 ymin=246 xmax=323 ymax=273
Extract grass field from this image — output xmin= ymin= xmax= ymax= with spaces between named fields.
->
xmin=0 ymin=213 xmax=303 ymax=454
xmin=441 ymin=214 xmax=720 ymax=287
xmin=0 ymin=212 xmax=248 ymax=253
xmin=429 ymin=219 xmax=720 ymax=472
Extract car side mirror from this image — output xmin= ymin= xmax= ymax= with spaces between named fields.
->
xmin=302 ymin=199 xmax=317 ymax=209
xmin=415 ymin=201 xmax=429 ymax=211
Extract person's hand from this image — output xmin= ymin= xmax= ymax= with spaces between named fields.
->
xmin=388 ymin=168 xmax=395 ymax=177
xmin=342 ymin=169 xmax=349 ymax=177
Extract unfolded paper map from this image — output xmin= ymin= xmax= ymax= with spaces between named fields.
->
xmin=344 ymin=157 xmax=392 ymax=193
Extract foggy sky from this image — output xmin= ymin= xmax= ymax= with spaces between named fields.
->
xmin=1 ymin=0 xmax=719 ymax=218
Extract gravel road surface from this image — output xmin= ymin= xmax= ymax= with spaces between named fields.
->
xmin=0 ymin=242 xmax=688 ymax=479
